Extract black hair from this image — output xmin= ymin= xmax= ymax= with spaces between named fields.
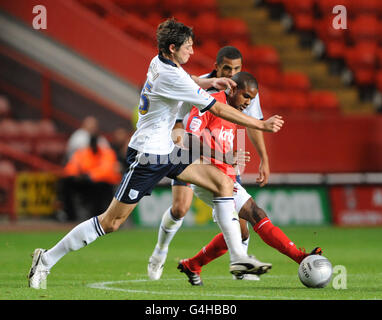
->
xmin=156 ymin=18 xmax=194 ymax=55
xmin=89 ymin=134 xmax=99 ymax=154
xmin=231 ymin=71 xmax=258 ymax=90
xmin=216 ymin=46 xmax=243 ymax=65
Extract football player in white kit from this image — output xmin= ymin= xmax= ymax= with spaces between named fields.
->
xmin=28 ymin=19 xmax=284 ymax=289
xmin=148 ymin=46 xmax=271 ymax=282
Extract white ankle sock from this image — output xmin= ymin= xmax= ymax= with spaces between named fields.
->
xmin=213 ymin=197 xmax=247 ymax=263
xmin=42 ymin=217 xmax=105 ymax=269
xmin=153 ymin=207 xmax=184 ymax=258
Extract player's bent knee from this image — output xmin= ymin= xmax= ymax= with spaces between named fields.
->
xmin=171 ymin=204 xmax=189 ymax=218
xmin=215 ymin=175 xmax=234 ymax=196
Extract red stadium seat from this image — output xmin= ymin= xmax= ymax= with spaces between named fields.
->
xmin=309 ymin=91 xmax=340 ymax=110
xmin=347 ymin=0 xmax=382 ymax=18
xmin=187 ymin=0 xmax=218 ymax=16
xmin=218 ymin=18 xmax=250 ymax=45
xmin=293 ymin=13 xmax=315 ymax=32
xmin=283 ymin=0 xmax=314 ymax=15
xmin=282 ymin=72 xmax=311 ymax=92
xmin=249 ymin=46 xmax=281 ymax=70
xmin=0 ymin=119 xmax=19 ymax=136
xmin=161 ymin=0 xmax=187 ymax=16
xmin=345 ymin=43 xmax=377 ymax=70
xmin=284 ymin=91 xmax=309 ymax=109
xmin=325 ymin=39 xmax=347 ymax=59
xmin=198 ymin=41 xmax=220 ymax=60
xmin=315 ymin=17 xmax=346 ymax=43
xmin=316 ymin=0 xmax=344 ymax=17
xmin=253 ymin=66 xmax=282 ymax=89
xmin=259 ymin=88 xmax=288 ymax=109
xmin=0 ymin=160 xmax=16 ymax=177
xmin=344 ymin=43 xmax=377 ymax=86
xmin=348 ymin=15 xmax=380 ymax=44
xmin=192 ymin=13 xmax=220 ymax=45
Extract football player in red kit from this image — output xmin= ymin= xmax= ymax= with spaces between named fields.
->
xmin=177 ymin=71 xmax=322 ymax=285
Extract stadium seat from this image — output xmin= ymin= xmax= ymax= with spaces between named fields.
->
xmin=283 ymin=0 xmax=314 ymax=16
xmin=171 ymin=12 xmax=193 ymax=28
xmin=192 ymin=13 xmax=220 ymax=45
xmin=259 ymin=88 xmax=288 ymax=109
xmin=161 ymin=0 xmax=187 ymax=16
xmin=218 ymin=18 xmax=250 ymax=45
xmin=309 ymin=91 xmax=340 ymax=110
xmin=282 ymin=72 xmax=311 ymax=92
xmin=0 ymin=160 xmax=16 ymax=177
xmin=249 ymin=46 xmax=281 ymax=70
xmin=348 ymin=15 xmax=380 ymax=44
xmin=316 ymin=0 xmax=344 ymax=17
xmin=0 ymin=119 xmax=19 ymax=136
xmin=347 ymin=0 xmax=382 ymax=18
xmin=253 ymin=66 xmax=282 ymax=89
xmin=188 ymin=0 xmax=218 ymax=16
xmin=285 ymin=91 xmax=309 ymax=109
xmin=38 ymin=119 xmax=57 ymax=136
xmin=344 ymin=43 xmax=377 ymax=86
xmin=18 ymin=120 xmax=40 ymax=138
xmin=198 ymin=41 xmax=220 ymax=60
xmin=315 ymin=17 xmax=345 ymax=43
xmin=325 ymin=40 xmax=347 ymax=60
xmin=293 ymin=13 xmax=315 ymax=32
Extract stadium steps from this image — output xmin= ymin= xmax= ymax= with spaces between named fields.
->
xmin=216 ymin=0 xmax=374 ymax=115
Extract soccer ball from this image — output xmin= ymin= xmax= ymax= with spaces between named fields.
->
xmin=298 ymin=255 xmax=333 ymax=288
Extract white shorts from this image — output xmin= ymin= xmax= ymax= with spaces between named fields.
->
xmin=191 ymin=181 xmax=252 ymax=221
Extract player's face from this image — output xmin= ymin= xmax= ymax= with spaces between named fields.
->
xmin=173 ymin=37 xmax=194 ymax=65
xmin=230 ymin=85 xmax=258 ymax=112
xmin=215 ymin=57 xmax=242 ymax=78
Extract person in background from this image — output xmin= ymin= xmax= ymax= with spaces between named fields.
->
xmin=58 ymin=134 xmax=121 ymax=221
xmin=65 ymin=116 xmax=109 ymax=161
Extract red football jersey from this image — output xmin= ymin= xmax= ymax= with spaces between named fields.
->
xmin=186 ymin=91 xmax=237 ymax=181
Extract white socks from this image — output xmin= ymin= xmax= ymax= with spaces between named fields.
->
xmin=213 ymin=197 xmax=247 ymax=263
xmin=42 ymin=217 xmax=105 ymax=269
xmin=152 ymin=207 xmax=184 ymax=260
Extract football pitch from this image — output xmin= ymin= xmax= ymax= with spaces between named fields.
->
xmin=0 ymin=225 xmax=381 ymax=301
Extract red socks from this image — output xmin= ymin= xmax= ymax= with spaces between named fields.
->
xmin=187 ymin=217 xmax=307 ymax=273
xmin=254 ymin=217 xmax=306 ymax=264
xmin=187 ymin=232 xmax=228 ymax=272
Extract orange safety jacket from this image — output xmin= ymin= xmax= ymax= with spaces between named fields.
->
xmin=64 ymin=146 xmax=121 ymax=185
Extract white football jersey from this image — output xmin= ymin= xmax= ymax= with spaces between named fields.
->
xmin=128 ymin=55 xmax=216 ymax=155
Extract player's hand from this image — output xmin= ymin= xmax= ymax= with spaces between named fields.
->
xmin=224 ymin=149 xmax=250 ymax=166
xmin=257 ymin=159 xmax=270 ymax=187
xmin=211 ymin=77 xmax=237 ymax=93
xmin=263 ymin=115 xmax=284 ymax=132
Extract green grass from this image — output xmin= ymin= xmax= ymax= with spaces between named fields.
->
xmin=0 ymin=226 xmax=381 ymax=300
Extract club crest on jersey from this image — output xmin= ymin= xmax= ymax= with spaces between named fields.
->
xmin=189 ymin=117 xmax=202 ymax=132
xmin=128 ymin=189 xmax=139 ymax=200
xmin=197 ymin=87 xmax=211 ymax=100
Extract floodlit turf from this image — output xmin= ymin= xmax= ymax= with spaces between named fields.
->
xmin=0 ymin=225 xmax=381 ymax=300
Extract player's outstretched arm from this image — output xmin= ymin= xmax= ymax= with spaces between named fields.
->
xmin=209 ymin=101 xmax=284 ymax=132
xmin=191 ymin=76 xmax=236 ymax=91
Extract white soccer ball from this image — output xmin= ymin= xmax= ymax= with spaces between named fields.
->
xmin=298 ymin=255 xmax=333 ymax=288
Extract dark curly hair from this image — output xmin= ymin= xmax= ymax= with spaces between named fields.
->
xmin=156 ymin=18 xmax=194 ymax=55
